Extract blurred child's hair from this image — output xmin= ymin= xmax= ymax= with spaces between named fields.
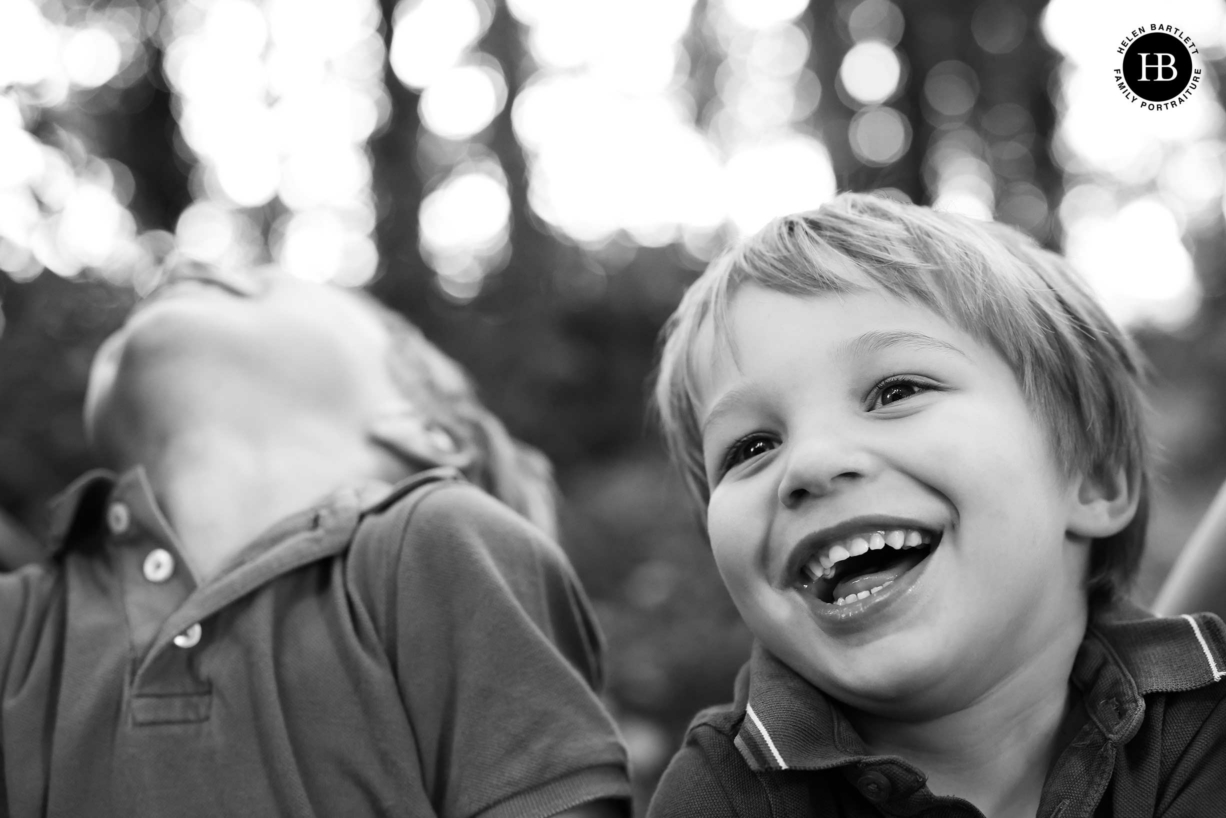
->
xmin=352 ymin=292 xmax=559 ymax=539
xmin=653 ymin=192 xmax=1149 ymax=605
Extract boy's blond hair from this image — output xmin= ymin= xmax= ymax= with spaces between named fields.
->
xmin=654 ymin=192 xmax=1149 ymax=604
xmin=352 ymin=292 xmax=558 ymax=539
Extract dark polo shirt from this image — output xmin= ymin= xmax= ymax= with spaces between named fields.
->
xmin=649 ymin=605 xmax=1226 ymax=817
xmin=0 ymin=467 xmax=630 ymax=818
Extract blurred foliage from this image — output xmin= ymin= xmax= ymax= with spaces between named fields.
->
xmin=2 ymin=0 xmax=1226 ymax=808
xmin=0 ymin=273 xmax=131 ymax=528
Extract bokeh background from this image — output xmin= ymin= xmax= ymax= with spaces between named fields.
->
xmin=2 ymin=0 xmax=1225 ymax=807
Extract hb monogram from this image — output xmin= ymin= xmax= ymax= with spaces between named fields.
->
xmin=1136 ymin=53 xmax=1177 ymax=81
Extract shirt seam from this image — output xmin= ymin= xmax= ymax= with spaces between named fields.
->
xmin=469 ymin=764 xmax=631 ymax=818
xmin=381 ymin=478 xmax=461 ymax=673
xmin=383 ymin=480 xmax=630 ymax=818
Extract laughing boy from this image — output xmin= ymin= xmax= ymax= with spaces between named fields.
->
xmin=648 ymin=194 xmax=1226 ymax=817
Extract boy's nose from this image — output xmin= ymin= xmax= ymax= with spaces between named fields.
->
xmin=777 ymin=434 xmax=877 ymax=508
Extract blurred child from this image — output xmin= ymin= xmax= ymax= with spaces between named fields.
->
xmin=0 ymin=264 xmax=630 ymax=817
xmin=648 ymin=194 xmax=1226 ymax=817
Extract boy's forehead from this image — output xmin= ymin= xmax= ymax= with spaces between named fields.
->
xmin=688 ymin=285 xmax=802 ymax=418
xmin=692 ymin=284 xmax=842 ymax=374
xmin=688 ymin=284 xmax=989 ymax=416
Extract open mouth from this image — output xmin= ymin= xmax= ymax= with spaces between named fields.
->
xmin=797 ymin=527 xmax=942 ymax=606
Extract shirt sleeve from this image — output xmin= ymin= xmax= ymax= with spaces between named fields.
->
xmin=371 ymin=482 xmax=630 ymax=818
xmin=652 ymin=730 xmax=745 ymax=818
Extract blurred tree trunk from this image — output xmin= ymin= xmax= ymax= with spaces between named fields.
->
xmin=0 ymin=275 xmax=129 ymax=533
xmin=806 ymin=2 xmax=858 ymax=193
xmin=96 ymin=42 xmax=194 ymax=233
xmin=474 ymin=1 xmax=600 ymax=452
xmin=370 ymin=0 xmax=431 ymax=327
xmin=808 ymin=0 xmax=1058 ymax=230
xmin=898 ymin=0 xmax=1059 ymax=236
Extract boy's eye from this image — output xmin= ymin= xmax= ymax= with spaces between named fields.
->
xmin=870 ymin=377 xmax=930 ymax=409
xmin=721 ymin=433 xmax=777 ymax=474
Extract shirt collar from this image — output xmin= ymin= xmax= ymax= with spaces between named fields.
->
xmin=47 ymin=465 xmax=463 ymax=560
xmin=47 ymin=469 xmax=109 ymax=550
xmin=46 ymin=465 xmax=464 ymax=672
xmin=47 ymin=467 xmax=170 ymax=556
xmin=732 ymin=642 xmax=873 ymax=772
xmin=734 ymin=601 xmax=1226 ymax=772
xmin=1076 ymin=600 xmax=1226 ymax=740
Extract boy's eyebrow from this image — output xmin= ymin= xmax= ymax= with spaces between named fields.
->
xmin=700 ymin=382 xmax=758 ymax=438
xmin=700 ymin=330 xmax=967 ymax=437
xmin=840 ymin=330 xmax=969 ymax=360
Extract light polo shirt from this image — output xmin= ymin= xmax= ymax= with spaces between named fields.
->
xmin=649 ymin=603 xmax=1226 ymax=817
xmin=0 ymin=467 xmax=630 ymax=818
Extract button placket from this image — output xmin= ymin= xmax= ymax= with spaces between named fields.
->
xmin=173 ymin=623 xmax=203 ymax=649
xmin=107 ymin=502 xmax=131 ymax=535
xmin=856 ymin=769 xmax=893 ymax=803
xmin=143 ymin=548 xmax=175 ymax=582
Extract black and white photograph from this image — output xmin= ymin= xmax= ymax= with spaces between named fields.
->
xmin=1 ymin=0 xmax=1225 ymax=815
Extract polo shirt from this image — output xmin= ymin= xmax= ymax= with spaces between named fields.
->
xmin=0 ymin=467 xmax=630 ymax=818
xmin=648 ymin=604 xmax=1226 ymax=817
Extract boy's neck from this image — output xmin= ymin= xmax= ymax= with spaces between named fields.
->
xmin=845 ymin=616 xmax=1085 ymax=818
xmin=130 ymin=422 xmax=395 ymax=583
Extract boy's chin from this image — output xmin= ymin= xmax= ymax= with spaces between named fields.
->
xmin=832 ymin=673 xmax=977 ymax=722
xmin=781 ymin=637 xmax=983 ymax=718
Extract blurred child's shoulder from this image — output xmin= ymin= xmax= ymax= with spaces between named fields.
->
xmin=349 ymin=466 xmax=566 ymax=571
xmin=358 ymin=467 xmax=544 ymax=535
xmin=355 ymin=465 xmax=469 ymax=522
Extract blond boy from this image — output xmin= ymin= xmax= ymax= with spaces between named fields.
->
xmin=648 ymin=194 xmax=1226 ymax=817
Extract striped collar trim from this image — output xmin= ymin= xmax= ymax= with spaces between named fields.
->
xmin=732 ymin=643 xmax=864 ymax=773
xmin=1084 ymin=604 xmax=1226 ymax=697
xmin=738 ymin=704 xmax=789 ymax=770
xmin=1182 ymin=614 xmax=1226 ymax=681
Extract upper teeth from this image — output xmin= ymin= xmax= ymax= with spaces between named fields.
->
xmin=802 ymin=528 xmax=932 ymax=582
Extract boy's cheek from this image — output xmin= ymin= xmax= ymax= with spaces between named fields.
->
xmin=708 ymin=507 xmax=770 ymax=595
xmin=708 ymin=524 xmax=754 ymax=592
xmin=712 ymin=550 xmax=798 ymax=650
xmin=707 ymin=482 xmax=765 ymax=545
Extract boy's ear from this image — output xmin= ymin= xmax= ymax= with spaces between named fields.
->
xmin=1068 ymin=465 xmax=1139 ymax=540
xmin=366 ymin=405 xmax=474 ymax=471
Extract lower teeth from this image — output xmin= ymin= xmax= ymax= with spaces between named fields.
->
xmin=834 ymin=580 xmax=894 ymax=606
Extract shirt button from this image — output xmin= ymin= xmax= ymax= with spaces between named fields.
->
xmin=142 ymin=548 xmax=175 ymax=583
xmin=173 ymin=623 xmax=202 ymax=649
xmin=856 ymin=769 xmax=893 ymax=803
xmin=107 ymin=502 xmax=131 ymax=535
